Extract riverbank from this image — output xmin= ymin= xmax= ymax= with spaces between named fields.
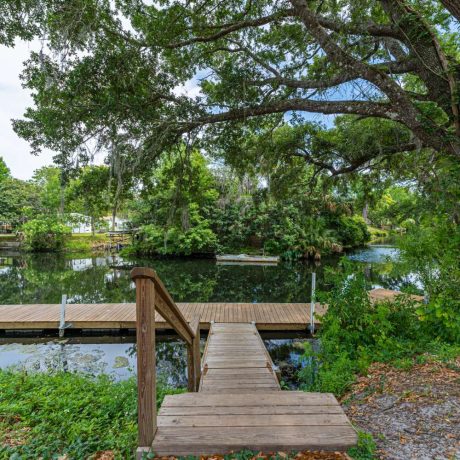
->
xmin=0 ymin=233 xmax=112 ymax=254
xmin=0 ymin=369 xmax=369 ymax=460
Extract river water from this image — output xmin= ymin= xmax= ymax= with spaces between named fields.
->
xmin=0 ymin=245 xmax=420 ymax=388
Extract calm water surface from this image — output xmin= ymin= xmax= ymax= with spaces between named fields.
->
xmin=0 ymin=245 xmax=419 ymax=388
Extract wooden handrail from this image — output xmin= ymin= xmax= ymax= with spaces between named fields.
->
xmin=131 ymin=267 xmax=202 ymax=454
xmin=131 ymin=267 xmax=195 ymax=345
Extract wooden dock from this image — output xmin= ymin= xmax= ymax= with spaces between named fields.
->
xmin=0 ymin=302 xmax=324 ymax=331
xmin=199 ymin=322 xmax=281 ymax=393
xmin=0 ymin=288 xmax=420 ymax=333
xmin=149 ymin=322 xmax=356 ymax=456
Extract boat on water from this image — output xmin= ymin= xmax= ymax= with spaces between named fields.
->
xmin=216 ymin=254 xmax=279 ymax=265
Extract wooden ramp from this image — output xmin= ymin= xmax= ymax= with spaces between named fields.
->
xmin=150 ymin=323 xmax=357 ymax=456
xmin=199 ymin=322 xmax=280 ymax=393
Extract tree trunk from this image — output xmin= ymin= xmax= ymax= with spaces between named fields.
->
xmin=91 ymin=216 xmax=95 ymax=237
xmin=112 ymin=208 xmax=117 ymax=231
xmin=362 ymin=202 xmax=370 ymax=224
xmin=59 ymin=183 xmax=65 ymax=216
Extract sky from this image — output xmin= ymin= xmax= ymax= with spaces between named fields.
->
xmin=0 ymin=40 xmax=55 ymax=180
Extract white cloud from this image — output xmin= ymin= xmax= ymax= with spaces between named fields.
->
xmin=173 ymin=77 xmax=202 ymax=99
xmin=0 ymin=40 xmax=55 ymax=180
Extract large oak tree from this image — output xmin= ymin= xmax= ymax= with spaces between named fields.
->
xmin=3 ymin=0 xmax=460 ymax=175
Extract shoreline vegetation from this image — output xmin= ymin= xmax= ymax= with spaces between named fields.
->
xmin=2 ymin=225 xmax=392 ymax=258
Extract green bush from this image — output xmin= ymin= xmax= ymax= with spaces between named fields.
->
xmin=298 ymin=260 xmax=430 ymax=396
xmin=399 ymin=219 xmax=460 ymax=342
xmin=335 ymin=216 xmax=370 ymax=247
xmin=133 ymin=215 xmax=218 ymax=256
xmin=22 ymin=218 xmax=71 ymax=252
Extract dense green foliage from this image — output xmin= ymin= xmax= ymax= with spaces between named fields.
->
xmin=3 ymin=1 xmax=459 ymax=175
xmin=299 ymin=262 xmax=460 ymax=397
xmin=0 ymin=157 xmax=10 ymax=183
xmin=400 ymin=219 xmax=460 ymax=342
xmin=126 ymin=148 xmax=370 ymax=258
xmin=0 ymin=370 xmax=183 ymax=460
xmin=22 ymin=218 xmax=71 ymax=252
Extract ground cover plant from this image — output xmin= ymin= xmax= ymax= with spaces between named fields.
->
xmin=0 ymin=371 xmax=183 ymax=460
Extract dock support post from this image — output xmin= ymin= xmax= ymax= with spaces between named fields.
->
xmin=310 ymin=272 xmax=316 ymax=334
xmin=187 ymin=316 xmax=201 ymax=392
xmin=59 ymin=295 xmax=67 ymax=338
xmin=132 ymin=272 xmax=157 ymax=452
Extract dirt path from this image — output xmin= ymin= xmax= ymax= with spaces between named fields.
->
xmin=342 ymin=359 xmax=460 ymax=460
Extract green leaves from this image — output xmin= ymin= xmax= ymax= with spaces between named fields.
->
xmin=22 ymin=217 xmax=71 ymax=251
xmin=0 ymin=370 xmax=184 ymax=459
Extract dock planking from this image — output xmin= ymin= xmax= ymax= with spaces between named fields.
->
xmin=199 ymin=322 xmax=280 ymax=393
xmin=0 ymin=288 xmax=419 ymax=332
xmin=0 ymin=302 xmax=324 ymax=331
xmin=149 ymin=322 xmax=357 ymax=456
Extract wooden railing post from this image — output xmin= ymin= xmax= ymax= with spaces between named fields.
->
xmin=131 ymin=269 xmax=157 ymax=451
xmin=187 ymin=316 xmax=201 ymax=392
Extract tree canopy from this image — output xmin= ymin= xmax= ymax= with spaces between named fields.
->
xmin=0 ymin=0 xmax=457 ymax=179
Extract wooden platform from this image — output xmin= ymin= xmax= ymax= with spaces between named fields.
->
xmin=0 ymin=302 xmax=324 ymax=331
xmin=149 ymin=322 xmax=357 ymax=456
xmin=216 ymin=254 xmax=279 ymax=265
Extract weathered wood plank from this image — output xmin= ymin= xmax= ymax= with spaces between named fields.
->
xmin=132 ymin=271 xmax=157 ymax=449
xmin=158 ymin=405 xmax=344 ymax=416
xmin=157 ymin=413 xmax=349 ymax=427
xmin=151 ymin=425 xmax=357 ymax=455
xmin=162 ymin=392 xmax=339 ymax=406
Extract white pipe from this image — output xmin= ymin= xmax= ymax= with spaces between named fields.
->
xmin=59 ymin=294 xmax=67 ymax=338
xmin=310 ymin=272 xmax=316 ymax=334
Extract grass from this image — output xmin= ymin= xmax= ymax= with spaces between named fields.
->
xmin=0 ymin=370 xmax=184 ymax=460
xmin=64 ymin=233 xmax=109 ymax=253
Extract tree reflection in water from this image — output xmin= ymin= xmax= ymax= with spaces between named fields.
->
xmin=0 ymin=248 xmax=418 ymax=305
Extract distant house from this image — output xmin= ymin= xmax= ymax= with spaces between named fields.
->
xmin=67 ymin=213 xmax=93 ymax=234
xmin=66 ymin=213 xmax=130 ymax=233
xmin=102 ymin=216 xmax=130 ymax=231
xmin=0 ymin=222 xmax=13 ymax=234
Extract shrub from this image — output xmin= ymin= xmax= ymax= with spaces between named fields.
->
xmin=399 ymin=219 xmax=460 ymax=343
xmin=335 ymin=216 xmax=370 ymax=247
xmin=22 ymin=218 xmax=71 ymax=252
xmin=133 ymin=217 xmax=218 ymax=256
xmin=298 ymin=260 xmax=429 ymax=396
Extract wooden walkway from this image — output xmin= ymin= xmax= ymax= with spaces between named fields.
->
xmin=150 ymin=322 xmax=357 ymax=456
xmin=199 ymin=322 xmax=280 ymax=393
